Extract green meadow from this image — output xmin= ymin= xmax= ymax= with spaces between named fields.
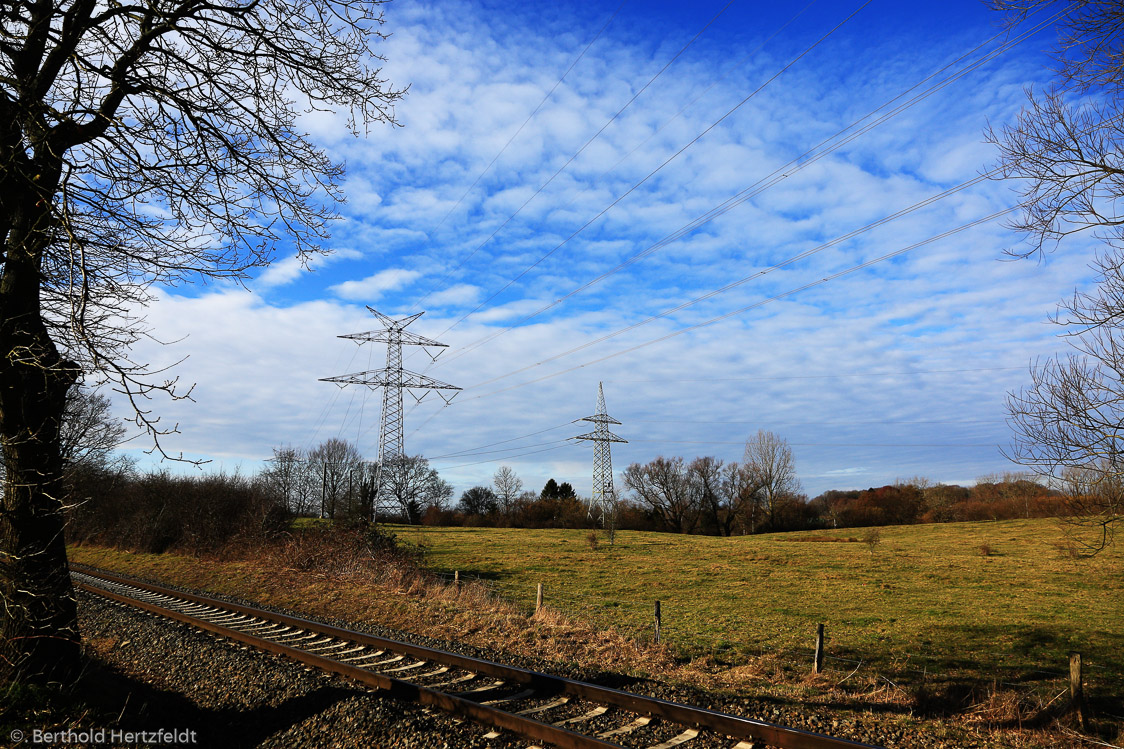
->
xmin=395 ymin=519 xmax=1122 ymax=693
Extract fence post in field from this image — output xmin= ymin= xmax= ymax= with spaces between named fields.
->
xmin=536 ymin=582 xmax=543 ymax=613
xmin=1069 ymin=652 xmax=1086 ymax=729
xmin=654 ymin=600 xmax=661 ymax=645
xmin=454 ymin=570 xmax=459 ymax=589
xmin=814 ymin=623 xmax=825 ymax=674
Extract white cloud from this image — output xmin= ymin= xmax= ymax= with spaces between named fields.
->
xmin=256 ymin=255 xmax=307 ymax=288
xmin=105 ymin=0 xmax=1108 ymax=502
xmin=428 ymin=283 xmax=482 ymax=307
xmin=329 ymin=268 xmax=423 ymax=300
xmin=257 ymin=247 xmax=364 ymax=289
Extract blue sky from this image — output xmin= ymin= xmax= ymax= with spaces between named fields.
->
xmin=117 ymin=0 xmax=1104 ymax=499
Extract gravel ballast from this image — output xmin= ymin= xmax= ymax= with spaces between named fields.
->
xmin=77 ymin=591 xmax=522 ymax=749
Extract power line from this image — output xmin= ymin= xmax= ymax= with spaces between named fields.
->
xmin=296 ymin=8 xmax=1061 ymax=458
xmin=628 ymin=439 xmax=999 ymax=448
xmin=404 ymin=2 xmax=820 ymax=371
xmin=429 ymin=442 xmax=575 ymax=469
xmin=414 ymin=411 xmax=1007 ymax=468
xmin=633 ymin=416 xmax=1011 ymax=422
xmin=413 ymin=0 xmax=629 ymax=306
xmin=458 ymin=177 xmax=998 ymax=390
xmin=429 ymin=8 xmax=1061 ymax=368
xmin=397 ymin=205 xmax=1018 ymax=459
xmin=413 ymin=0 xmax=773 ymax=314
xmin=302 ymin=6 xmax=1062 ymax=457
xmin=375 ymin=201 xmax=1020 ymax=468
xmin=423 ymin=420 xmax=578 ymax=459
xmin=456 ymin=207 xmax=1015 ymax=402
xmin=609 ymin=366 xmax=1026 ymax=383
xmin=431 ymin=0 xmax=874 ymax=340
xmin=575 ymin=0 xmax=822 ymax=207
xmin=427 ymin=438 xmax=575 ymax=461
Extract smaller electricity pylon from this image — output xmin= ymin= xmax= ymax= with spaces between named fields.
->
xmin=576 ymin=382 xmax=626 ymax=525
xmin=320 ymin=308 xmax=459 ymax=515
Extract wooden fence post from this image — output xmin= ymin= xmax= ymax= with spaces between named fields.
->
xmin=536 ymin=582 xmax=543 ymax=613
xmin=654 ymin=600 xmax=661 ymax=645
xmin=454 ymin=570 xmax=459 ymax=589
xmin=813 ymin=623 xmax=825 ymax=674
xmin=1070 ymin=652 xmax=1086 ymax=729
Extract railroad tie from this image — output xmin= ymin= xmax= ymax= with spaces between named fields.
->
xmin=553 ymin=705 xmax=609 ymax=726
xmin=648 ymin=729 xmax=700 ymax=748
xmin=513 ymin=696 xmax=570 ymax=716
xmin=597 ymin=715 xmax=651 ymax=738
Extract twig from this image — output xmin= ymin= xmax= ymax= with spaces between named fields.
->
xmin=1039 ymin=687 xmax=1070 ymax=712
xmin=835 ymin=660 xmax=864 ymax=686
xmin=1059 ymin=727 xmax=1123 ymax=749
xmin=879 ymin=674 xmax=904 ymax=694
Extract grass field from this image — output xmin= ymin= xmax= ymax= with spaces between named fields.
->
xmin=67 ymin=517 xmax=1122 ymax=746
xmin=69 ymin=517 xmax=1122 ymax=720
xmin=393 ymin=519 xmax=1122 ymax=695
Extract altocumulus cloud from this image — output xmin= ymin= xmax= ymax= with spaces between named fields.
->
xmin=113 ymin=0 xmax=1106 ymax=499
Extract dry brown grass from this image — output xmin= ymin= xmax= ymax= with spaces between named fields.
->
xmin=71 ymin=533 xmax=682 ymax=682
xmin=784 ymin=535 xmax=860 ymax=543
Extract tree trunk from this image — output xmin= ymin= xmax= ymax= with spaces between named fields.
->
xmin=0 ymin=426 xmax=81 ymax=684
xmin=0 ymin=220 xmax=82 ymax=684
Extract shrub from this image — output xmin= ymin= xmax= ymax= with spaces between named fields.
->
xmin=66 ymin=469 xmax=290 ymax=554
xmin=860 ymin=527 xmax=882 ymax=554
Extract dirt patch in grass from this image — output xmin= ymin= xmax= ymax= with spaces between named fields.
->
xmin=783 ymin=535 xmax=860 ymax=542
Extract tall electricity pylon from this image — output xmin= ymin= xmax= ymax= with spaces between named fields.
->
xmin=320 ymin=307 xmax=460 ymax=465
xmin=576 ymin=382 xmax=626 ymax=524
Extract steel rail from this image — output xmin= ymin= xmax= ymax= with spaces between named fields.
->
xmin=72 ymin=563 xmax=883 ymax=749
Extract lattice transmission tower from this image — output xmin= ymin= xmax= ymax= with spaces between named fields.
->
xmin=575 ymin=382 xmax=626 ymax=524
xmin=320 ymin=307 xmax=460 ymax=466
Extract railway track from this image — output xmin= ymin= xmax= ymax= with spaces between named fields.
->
xmin=72 ymin=563 xmax=884 ymax=749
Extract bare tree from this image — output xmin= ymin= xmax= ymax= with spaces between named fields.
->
xmin=262 ymin=445 xmax=315 ymax=517
xmin=986 ymin=92 xmax=1123 ymax=259
xmin=688 ymin=456 xmax=724 ymax=535
xmin=492 ymin=465 xmax=524 ymax=518
xmin=0 ymin=0 xmax=402 ymax=681
xmin=377 ymin=455 xmax=451 ymax=524
xmin=720 ymin=460 xmax=764 ymax=535
xmin=1055 ymin=463 xmax=1123 ymax=553
xmin=60 ymin=384 xmax=127 ymax=473
xmin=743 ymin=430 xmax=801 ymax=530
xmin=990 ymin=2 xmax=1123 ymax=553
xmin=973 ymin=471 xmax=1045 ymax=519
xmin=307 ymin=439 xmax=363 ymax=520
xmin=458 ymin=486 xmax=498 ymax=517
xmin=986 ymin=1 xmax=1123 ymax=259
xmin=1006 ymin=349 xmax=1124 ymax=552
xmin=622 ymin=456 xmax=699 ymax=533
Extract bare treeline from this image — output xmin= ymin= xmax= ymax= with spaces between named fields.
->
xmin=261 ymin=442 xmax=452 ymax=524
xmin=622 ymin=430 xmax=802 ymax=535
xmin=63 ymin=430 xmax=1072 ymax=551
